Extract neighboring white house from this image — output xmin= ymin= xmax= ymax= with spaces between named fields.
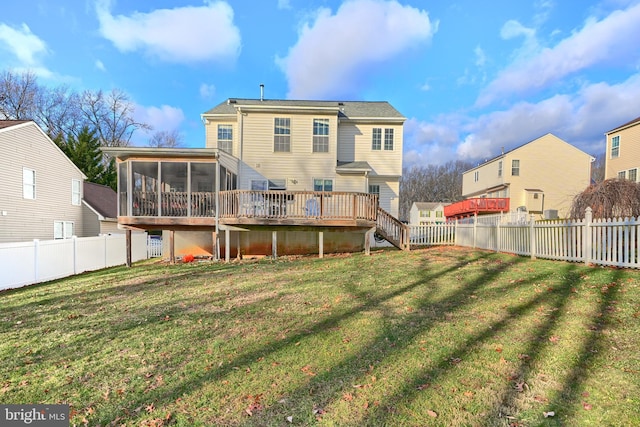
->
xmin=409 ymin=202 xmax=449 ymax=225
xmin=0 ymin=120 xmax=87 ymax=243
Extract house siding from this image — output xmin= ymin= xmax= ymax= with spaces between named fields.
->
xmin=0 ymin=123 xmax=86 ymax=243
xmin=338 ymin=121 xmax=403 ymax=177
xmin=605 ymin=120 xmax=640 ymax=181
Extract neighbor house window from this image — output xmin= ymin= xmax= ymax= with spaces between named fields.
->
xmin=618 ymin=171 xmax=626 ymax=179
xmin=72 ymin=179 xmax=81 ymax=206
xmin=474 ymin=171 xmax=480 ymax=182
xmin=274 ymin=118 xmax=291 ymax=152
xmin=512 ymin=159 xmax=520 ymax=176
xmin=498 ymin=161 xmax=502 ymax=177
xmin=372 ymin=128 xmax=382 ymax=150
xmin=611 ymin=135 xmax=620 ymax=158
xmin=436 ymin=211 xmax=443 ymax=218
xmin=217 ymin=124 xmax=233 ymax=153
xmin=629 ymin=168 xmax=638 ymax=182
xmin=313 ymin=179 xmax=333 ymax=192
xmin=420 ymin=210 xmax=431 ymax=217
xmin=54 ymin=221 xmax=74 ymax=239
xmin=268 ymin=179 xmax=287 ymax=190
xmin=384 ymin=129 xmax=394 ymax=150
xmin=251 ymin=180 xmax=268 ymax=191
xmin=313 ymin=119 xmax=329 ymax=153
xmin=23 ymin=168 xmax=35 ymax=199
xmin=368 ymin=184 xmax=380 ymax=196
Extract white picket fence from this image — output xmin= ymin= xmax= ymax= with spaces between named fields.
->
xmin=412 ymin=207 xmax=640 ymax=269
xmin=0 ymin=233 xmax=150 ymax=291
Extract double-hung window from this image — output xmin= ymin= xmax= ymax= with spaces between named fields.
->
xmin=629 ymin=168 xmax=638 ymax=182
xmin=274 ymin=118 xmax=291 ymax=152
xmin=611 ymin=135 xmax=620 ymax=158
xmin=313 ymin=179 xmax=333 ymax=192
xmin=511 ymin=159 xmax=520 ymax=176
xmin=218 ymin=124 xmax=233 ymax=153
xmin=368 ymin=184 xmax=380 ymax=197
xmin=384 ymin=129 xmax=394 ymax=150
xmin=372 ymin=128 xmax=382 ymax=150
xmin=72 ymin=179 xmax=81 ymax=205
xmin=313 ymin=119 xmax=329 ymax=153
xmin=474 ymin=171 xmax=480 ymax=182
xmin=618 ymin=171 xmax=626 ymax=180
xmin=23 ymin=168 xmax=36 ymax=199
xmin=498 ymin=161 xmax=502 ymax=177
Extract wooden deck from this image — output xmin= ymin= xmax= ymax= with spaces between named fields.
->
xmin=444 ymin=198 xmax=510 ymax=219
xmin=118 ymin=190 xmax=378 ymax=229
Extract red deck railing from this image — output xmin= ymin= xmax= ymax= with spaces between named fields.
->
xmin=444 ymin=198 xmax=510 ymax=219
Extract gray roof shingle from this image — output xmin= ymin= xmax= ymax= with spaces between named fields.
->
xmin=203 ymin=99 xmax=404 ymax=119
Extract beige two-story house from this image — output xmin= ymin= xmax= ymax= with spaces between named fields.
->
xmin=449 ymin=133 xmax=594 ymax=219
xmin=605 ymin=116 xmax=640 ymax=181
xmin=0 ymin=120 xmax=87 ymax=243
xmin=103 ymin=98 xmax=406 ymax=260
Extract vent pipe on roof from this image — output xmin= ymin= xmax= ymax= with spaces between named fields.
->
xmin=260 ymin=84 xmax=264 ymax=101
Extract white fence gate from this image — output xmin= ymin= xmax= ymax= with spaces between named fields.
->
xmin=0 ymin=233 xmax=149 ymax=291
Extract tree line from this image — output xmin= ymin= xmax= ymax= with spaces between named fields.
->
xmin=0 ymin=69 xmax=183 ymax=190
xmin=398 ymin=160 xmax=473 ymax=221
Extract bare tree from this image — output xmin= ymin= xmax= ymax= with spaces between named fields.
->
xmin=34 ymin=85 xmax=82 ymax=139
xmin=399 ymin=160 xmax=473 ymax=221
xmin=591 ymin=152 xmax=605 ymax=183
xmin=0 ymin=69 xmax=39 ymax=120
xmin=147 ymin=129 xmax=184 ymax=148
xmin=79 ymin=88 xmax=150 ymax=146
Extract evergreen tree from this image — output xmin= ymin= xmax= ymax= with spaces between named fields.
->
xmin=61 ymin=126 xmax=116 ymax=190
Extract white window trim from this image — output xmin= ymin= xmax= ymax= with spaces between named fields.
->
xmin=611 ymin=135 xmax=620 ymax=159
xmin=23 ymin=168 xmax=36 ymax=200
xmin=72 ymin=179 xmax=81 ymax=206
xmin=54 ymin=221 xmax=74 ymax=239
xmin=313 ymin=178 xmax=334 ymax=192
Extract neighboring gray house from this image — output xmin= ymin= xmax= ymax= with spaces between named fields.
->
xmin=409 ymin=202 xmax=449 ymax=225
xmin=0 ymin=120 xmax=87 ymax=243
xmin=83 ymin=181 xmax=120 ymax=235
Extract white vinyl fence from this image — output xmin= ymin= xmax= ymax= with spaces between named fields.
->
xmin=0 ymin=233 xmax=150 ymax=291
xmin=415 ymin=207 xmax=640 ymax=269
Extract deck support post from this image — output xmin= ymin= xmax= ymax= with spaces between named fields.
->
xmin=212 ymin=231 xmax=218 ymax=261
xmin=272 ymin=231 xmax=278 ymax=259
xmin=225 ymin=228 xmax=230 ymax=263
xmin=237 ymin=232 xmax=241 ymax=260
xmin=318 ymin=231 xmax=324 ymax=258
xmin=169 ymin=230 xmax=175 ymax=264
xmin=364 ymin=226 xmax=376 ymax=255
xmin=126 ymin=229 xmax=132 ymax=267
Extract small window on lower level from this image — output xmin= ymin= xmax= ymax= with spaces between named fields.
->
xmin=368 ymin=184 xmax=380 ymax=196
xmin=54 ymin=221 xmax=74 ymax=239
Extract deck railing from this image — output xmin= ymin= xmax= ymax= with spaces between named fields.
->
xmin=218 ymin=190 xmax=378 ymax=221
xmin=376 ymin=207 xmax=410 ymax=250
xmin=130 ymin=191 xmax=216 ymax=217
xmin=444 ymin=197 xmax=510 ymax=218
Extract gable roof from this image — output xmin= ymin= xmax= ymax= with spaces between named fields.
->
xmin=0 ymin=120 xmax=30 ymax=129
xmin=0 ymin=120 xmax=87 ymax=179
xmin=83 ymin=182 xmax=117 ymax=219
xmin=203 ymin=98 xmax=405 ymax=120
xmin=413 ymin=202 xmax=450 ymax=210
xmin=463 ymin=133 xmax=593 ymax=173
xmin=606 ymin=115 xmax=640 ymax=134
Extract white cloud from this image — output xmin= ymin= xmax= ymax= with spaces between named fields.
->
xmin=478 ymin=3 xmax=640 ymax=106
xmin=95 ymin=59 xmax=106 ymax=71
xmin=199 ymin=83 xmax=216 ymax=100
xmin=474 ymin=46 xmax=486 ymax=67
xmin=135 ymin=104 xmax=185 ymax=133
xmin=405 ymin=73 xmax=640 ymax=167
xmin=277 ymin=0 xmax=436 ymax=99
xmin=0 ymin=23 xmax=48 ymax=65
xmin=95 ymin=0 xmax=241 ymax=64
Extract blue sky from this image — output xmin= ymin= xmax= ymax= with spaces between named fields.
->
xmin=1 ymin=0 xmax=640 ymax=167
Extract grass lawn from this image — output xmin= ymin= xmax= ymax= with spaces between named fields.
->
xmin=1 ymin=247 xmax=639 ymax=426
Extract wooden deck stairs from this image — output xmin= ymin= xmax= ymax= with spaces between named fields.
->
xmin=375 ymin=207 xmax=410 ymax=251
